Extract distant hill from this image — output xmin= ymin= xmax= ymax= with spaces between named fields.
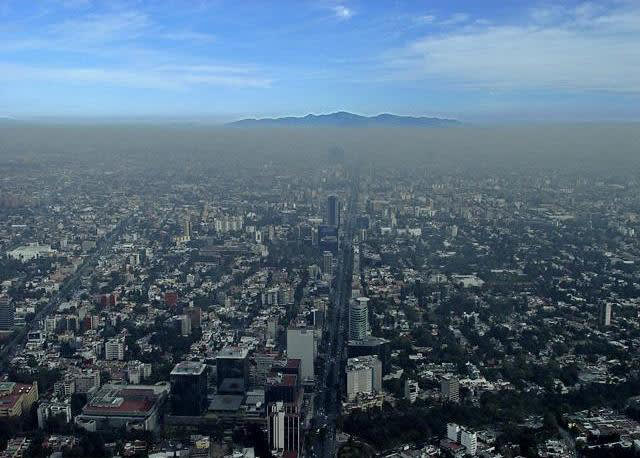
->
xmin=227 ymin=111 xmax=460 ymax=127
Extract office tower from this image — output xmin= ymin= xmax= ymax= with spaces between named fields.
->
xmin=404 ymin=379 xmax=419 ymax=403
xmin=216 ymin=347 xmax=249 ymax=394
xmin=170 ymin=361 xmax=208 ymax=416
xmin=599 ymin=303 xmax=612 ymax=327
xmin=346 ymin=356 xmax=382 ymax=400
xmin=268 ymin=401 xmax=300 ymax=454
xmin=327 ymin=195 xmax=340 ymax=227
xmin=104 ymin=338 xmax=124 ymax=361
xmin=323 ymin=251 xmax=333 ymax=276
xmin=286 ymin=328 xmax=314 ymax=381
xmin=349 ymin=297 xmax=369 ymax=340
xmin=0 ymin=295 xmax=14 ymax=332
xmin=441 ymin=375 xmax=460 ymax=403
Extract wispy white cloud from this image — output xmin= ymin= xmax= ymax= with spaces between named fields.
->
xmin=332 ymin=5 xmax=353 ymax=20
xmin=49 ymin=11 xmax=151 ymax=43
xmin=439 ymin=13 xmax=469 ymax=26
xmin=0 ymin=62 xmax=272 ymax=89
xmin=384 ymin=3 xmax=640 ymax=93
xmin=415 ymin=15 xmax=436 ymax=24
xmin=163 ymin=31 xmax=216 ymax=44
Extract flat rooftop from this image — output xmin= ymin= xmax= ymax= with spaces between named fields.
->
xmin=209 ymin=394 xmax=243 ymax=412
xmin=170 ymin=361 xmax=207 ymax=376
xmin=216 ymin=347 xmax=249 ymax=359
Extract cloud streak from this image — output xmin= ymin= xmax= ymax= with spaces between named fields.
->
xmin=0 ymin=62 xmax=272 ymax=89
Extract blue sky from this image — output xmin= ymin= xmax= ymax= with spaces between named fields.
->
xmin=1 ymin=0 xmax=639 ymax=121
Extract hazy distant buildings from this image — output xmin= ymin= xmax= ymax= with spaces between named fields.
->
xmin=170 ymin=362 xmax=208 ymax=416
xmin=327 ymin=195 xmax=340 ymax=227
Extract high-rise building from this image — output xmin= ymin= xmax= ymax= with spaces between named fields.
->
xmin=170 ymin=361 xmax=208 ymax=416
xmin=404 ymin=379 xmax=419 ymax=403
xmin=180 ymin=314 xmax=191 ymax=336
xmin=286 ymin=328 xmax=314 ymax=382
xmin=349 ymin=297 xmax=369 ymax=340
xmin=268 ymin=401 xmax=300 ymax=454
xmin=599 ymin=303 xmax=612 ymax=327
xmin=327 ymin=195 xmax=340 ymax=227
xmin=441 ymin=375 xmax=459 ymax=403
xmin=447 ymin=423 xmax=460 ymax=442
xmin=104 ymin=338 xmax=124 ymax=361
xmin=0 ymin=295 xmax=15 ymax=332
xmin=216 ymin=347 xmax=249 ymax=394
xmin=183 ymin=217 xmax=192 ymax=239
xmin=323 ymin=251 xmax=333 ymax=276
xmin=460 ymin=428 xmax=478 ymax=456
xmin=346 ymin=356 xmax=382 ymax=400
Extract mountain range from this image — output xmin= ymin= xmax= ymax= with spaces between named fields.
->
xmin=227 ymin=111 xmax=460 ymax=127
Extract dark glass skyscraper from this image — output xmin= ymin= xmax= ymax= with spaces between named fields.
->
xmin=170 ymin=361 xmax=208 ymax=416
xmin=327 ymin=195 xmax=340 ymax=227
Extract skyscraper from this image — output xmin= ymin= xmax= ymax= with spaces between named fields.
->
xmin=183 ymin=217 xmax=192 ymax=239
xmin=349 ymin=297 xmax=369 ymax=340
xmin=170 ymin=361 xmax=208 ymax=416
xmin=268 ymin=401 xmax=300 ymax=454
xmin=0 ymin=295 xmax=14 ymax=332
xmin=323 ymin=251 xmax=333 ymax=276
xmin=327 ymin=195 xmax=340 ymax=227
xmin=599 ymin=303 xmax=612 ymax=327
xmin=216 ymin=347 xmax=249 ymax=394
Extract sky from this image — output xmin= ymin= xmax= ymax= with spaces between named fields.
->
xmin=1 ymin=0 xmax=639 ymax=121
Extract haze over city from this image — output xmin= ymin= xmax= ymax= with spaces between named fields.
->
xmin=1 ymin=1 xmax=640 ymax=458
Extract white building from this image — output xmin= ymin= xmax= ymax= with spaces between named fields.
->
xmin=105 ymin=338 xmax=125 ymax=361
xmin=460 ymin=428 xmax=477 ymax=456
xmin=7 ymin=243 xmax=56 ymax=262
xmin=346 ymin=356 xmax=382 ymax=401
xmin=37 ymin=400 xmax=72 ymax=428
xmin=447 ymin=423 xmax=477 ymax=456
xmin=286 ymin=328 xmax=314 ymax=381
xmin=349 ymin=297 xmax=369 ymax=340
xmin=404 ymin=379 xmax=419 ymax=404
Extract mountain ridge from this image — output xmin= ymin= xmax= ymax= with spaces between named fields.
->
xmin=227 ymin=111 xmax=460 ymax=127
